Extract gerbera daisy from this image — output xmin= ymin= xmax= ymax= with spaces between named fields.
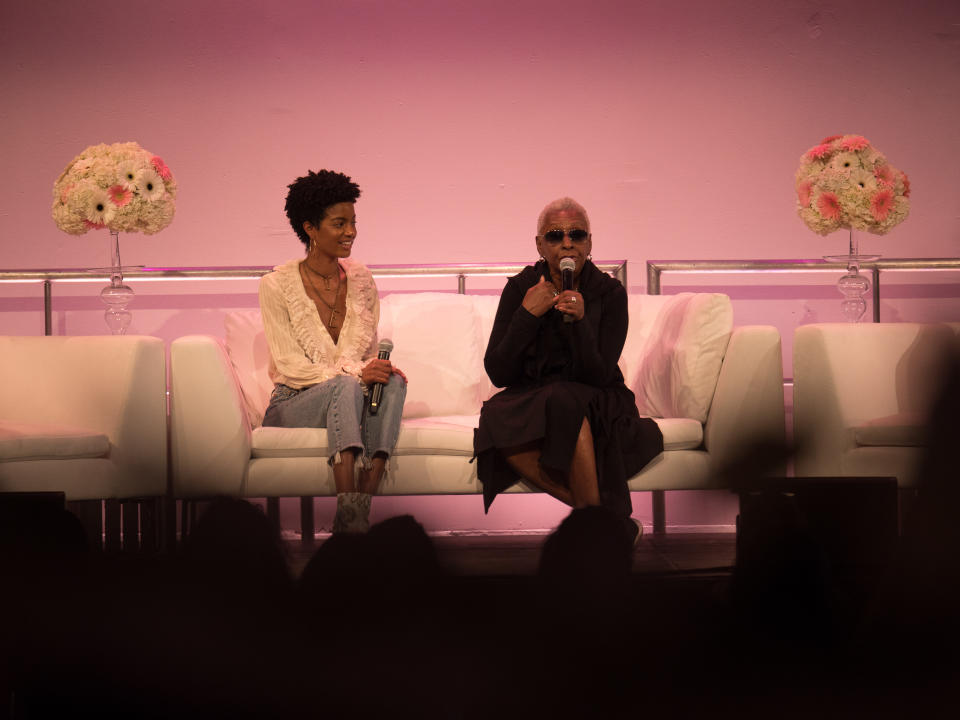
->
xmin=108 ymin=184 xmax=133 ymax=207
xmin=816 ymin=191 xmax=842 ymax=220
xmin=806 ymin=143 xmax=833 ymax=161
xmin=849 ymin=169 xmax=877 ymax=194
xmin=151 ymin=156 xmax=172 ymax=181
xmin=83 ymin=187 xmax=116 ymax=227
xmin=870 ymin=190 xmax=894 ymax=221
xmin=136 ymin=168 xmax=165 ymax=201
xmin=829 ymin=152 xmax=861 ymax=173
xmin=840 ymin=135 xmax=870 ymax=151
xmin=874 ymin=164 xmax=894 ymax=187
xmin=118 ymin=163 xmax=140 ymax=191
xmin=797 ymin=180 xmax=814 ymax=207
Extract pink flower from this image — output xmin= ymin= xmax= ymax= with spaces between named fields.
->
xmin=59 ymin=183 xmax=74 ymax=204
xmin=840 ymin=135 xmax=870 ymax=151
xmin=151 ymin=156 xmax=172 ymax=181
xmin=83 ymin=219 xmax=106 ymax=230
xmin=108 ymin=184 xmax=133 ymax=207
xmin=806 ymin=144 xmax=833 ymax=161
xmin=870 ymin=190 xmax=894 ymax=221
xmin=797 ymin=180 xmax=813 ymax=207
xmin=816 ymin=191 xmax=841 ymax=220
xmin=901 ymin=172 xmax=911 ymax=198
xmin=820 ymin=135 xmax=842 ymax=145
xmin=874 ymin=164 xmax=894 ymax=187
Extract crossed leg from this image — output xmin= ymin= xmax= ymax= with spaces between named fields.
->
xmin=501 ymin=417 xmax=601 ymax=508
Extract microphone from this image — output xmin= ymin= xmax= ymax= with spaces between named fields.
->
xmin=368 ymin=338 xmax=393 ymax=415
xmin=559 ymin=257 xmax=576 ymax=323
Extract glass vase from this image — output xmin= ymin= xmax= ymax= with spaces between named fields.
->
xmin=825 ymin=228 xmax=879 ymax=323
xmin=100 ymin=230 xmax=135 ymax=334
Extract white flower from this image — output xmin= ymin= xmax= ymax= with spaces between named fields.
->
xmin=81 ymin=185 xmax=116 ymax=227
xmin=72 ymin=157 xmax=95 ymax=174
xmin=117 ymin=162 xmax=140 ymax=191
xmin=848 ymin=169 xmax=877 ymax=194
xmin=135 ymin=167 xmax=165 ymax=201
xmin=828 ymin=152 xmax=863 ymax=173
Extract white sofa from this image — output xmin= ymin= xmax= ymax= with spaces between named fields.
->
xmin=170 ymin=292 xmax=785 ymax=530
xmin=0 ymin=335 xmax=167 ymax=500
xmin=793 ymin=322 xmax=957 ymax=487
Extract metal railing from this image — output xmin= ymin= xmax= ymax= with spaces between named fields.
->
xmin=0 ymin=261 xmax=628 ymax=335
xmin=646 ymin=258 xmax=960 ymax=322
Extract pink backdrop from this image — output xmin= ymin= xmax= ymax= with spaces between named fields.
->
xmin=1 ymin=0 xmax=958 ymax=532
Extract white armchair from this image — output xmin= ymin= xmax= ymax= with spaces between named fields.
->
xmin=793 ymin=323 xmax=956 ymax=487
xmin=0 ymin=336 xmax=168 ymax=548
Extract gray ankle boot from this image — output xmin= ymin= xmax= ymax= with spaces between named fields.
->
xmin=332 ymin=492 xmax=372 ymax=534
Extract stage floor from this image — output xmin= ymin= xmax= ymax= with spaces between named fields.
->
xmin=284 ymin=531 xmax=737 ymax=578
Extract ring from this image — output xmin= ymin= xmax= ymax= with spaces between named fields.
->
xmin=570 ymin=296 xmax=577 ymax=303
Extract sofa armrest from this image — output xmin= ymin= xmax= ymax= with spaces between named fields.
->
xmin=703 ymin=326 xmax=785 ymax=474
xmin=170 ymin=335 xmax=252 ymax=497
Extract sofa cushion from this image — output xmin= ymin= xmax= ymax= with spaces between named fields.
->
xmin=854 ymin=412 xmax=927 ymax=447
xmin=651 ymin=417 xmax=703 ymax=451
xmin=251 ymin=426 xmax=329 ymax=458
xmin=224 ymin=310 xmax=274 ymax=428
xmin=629 ymin=293 xmax=733 ymax=423
xmin=0 ymin=421 xmax=110 ymax=461
xmin=250 ymin=415 xmax=479 ymax=459
xmin=379 ymin=293 xmax=486 ymax=418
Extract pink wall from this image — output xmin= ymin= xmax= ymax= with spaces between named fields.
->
xmin=1 ymin=0 xmax=958 ymax=532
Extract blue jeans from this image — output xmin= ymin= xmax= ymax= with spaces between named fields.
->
xmin=262 ymin=374 xmax=406 ymax=466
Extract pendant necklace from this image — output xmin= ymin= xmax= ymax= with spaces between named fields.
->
xmin=302 ymin=262 xmax=344 ymax=328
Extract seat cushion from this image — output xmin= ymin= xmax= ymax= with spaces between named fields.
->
xmin=854 ymin=412 xmax=927 ymax=447
xmin=0 ymin=421 xmax=110 ymax=461
xmin=251 ymin=415 xmax=479 ymax=459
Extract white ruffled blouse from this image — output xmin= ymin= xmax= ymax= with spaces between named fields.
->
xmin=258 ymin=257 xmax=379 ymax=389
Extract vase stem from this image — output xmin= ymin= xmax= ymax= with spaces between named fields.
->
xmin=837 ymin=227 xmax=869 ymax=322
xmin=100 ymin=230 xmax=134 ymax=334
xmin=109 ymin=229 xmax=124 ymax=288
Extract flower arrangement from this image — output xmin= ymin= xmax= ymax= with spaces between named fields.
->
xmin=52 ymin=141 xmax=176 ymax=235
xmin=795 ymin=134 xmax=910 ymax=235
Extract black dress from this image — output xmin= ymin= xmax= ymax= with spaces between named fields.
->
xmin=474 ymin=260 xmax=663 ymax=518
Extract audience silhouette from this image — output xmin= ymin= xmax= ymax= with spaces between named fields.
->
xmin=3 ymin=347 xmax=959 ymax=718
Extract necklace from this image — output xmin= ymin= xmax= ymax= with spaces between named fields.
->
xmin=301 ymin=262 xmax=344 ymax=328
xmin=303 ymin=260 xmax=339 ymax=291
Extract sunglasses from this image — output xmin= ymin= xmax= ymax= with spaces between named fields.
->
xmin=542 ymin=229 xmax=589 ymax=244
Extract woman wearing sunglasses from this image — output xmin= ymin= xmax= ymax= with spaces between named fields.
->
xmin=474 ymin=197 xmax=663 ymax=545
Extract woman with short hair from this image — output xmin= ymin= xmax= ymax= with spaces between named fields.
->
xmin=259 ymin=170 xmax=406 ymax=533
xmin=474 ymin=197 xmax=662 ymax=544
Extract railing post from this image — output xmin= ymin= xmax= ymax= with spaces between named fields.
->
xmin=646 ymin=263 xmax=661 ymax=295
xmin=872 ymin=267 xmax=881 ymax=322
xmin=44 ymin=279 xmax=52 ymax=335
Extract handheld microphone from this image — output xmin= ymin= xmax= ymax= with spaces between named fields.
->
xmin=559 ymin=258 xmax=576 ymax=323
xmin=368 ymin=338 xmax=393 ymax=415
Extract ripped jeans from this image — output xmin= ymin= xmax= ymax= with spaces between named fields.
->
xmin=261 ymin=374 xmax=406 ymax=466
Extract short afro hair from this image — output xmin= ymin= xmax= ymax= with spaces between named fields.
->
xmin=284 ymin=170 xmax=361 ymax=248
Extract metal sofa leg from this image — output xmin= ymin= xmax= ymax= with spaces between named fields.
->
xmin=652 ymin=490 xmax=666 ymax=535
xmin=104 ymin=498 xmax=122 ymax=552
xmin=300 ymin=496 xmax=315 ymax=543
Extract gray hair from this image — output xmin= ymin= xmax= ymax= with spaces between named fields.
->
xmin=536 ymin=197 xmax=591 ymax=236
